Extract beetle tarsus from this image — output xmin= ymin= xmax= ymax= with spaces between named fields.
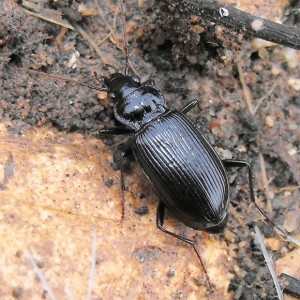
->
xmin=156 ymin=201 xmax=213 ymax=289
xmin=118 ymin=153 xmax=126 ymax=225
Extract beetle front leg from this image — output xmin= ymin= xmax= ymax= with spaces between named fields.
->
xmin=102 ymin=139 xmax=134 ymax=225
xmin=99 ymin=127 xmax=134 ymax=135
xmin=98 ymin=127 xmax=134 ymax=223
xmin=113 ymin=141 xmax=135 ymax=171
xmin=114 ymin=141 xmax=134 ymax=225
xmin=222 ymin=159 xmax=289 ymax=238
xmin=156 ymin=201 xmax=212 ymax=289
xmin=180 ymin=100 xmax=227 ymax=115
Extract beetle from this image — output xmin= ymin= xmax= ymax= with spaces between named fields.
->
xmin=91 ymin=0 xmax=291 ymax=288
xmin=98 ymin=68 xmax=268 ymax=287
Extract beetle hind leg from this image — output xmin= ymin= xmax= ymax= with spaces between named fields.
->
xmin=156 ymin=201 xmax=212 ymax=289
xmin=222 ymin=159 xmax=290 ymax=239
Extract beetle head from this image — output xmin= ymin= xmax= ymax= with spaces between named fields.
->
xmin=105 ymin=73 xmax=167 ymax=131
xmin=104 ymin=73 xmax=141 ymax=102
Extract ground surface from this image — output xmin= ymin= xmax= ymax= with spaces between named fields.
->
xmin=0 ymin=0 xmax=299 ymax=299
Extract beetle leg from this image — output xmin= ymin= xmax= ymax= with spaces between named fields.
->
xmin=104 ymin=63 xmax=119 ymax=74
xmin=180 ymin=100 xmax=228 ymax=115
xmin=180 ymin=100 xmax=198 ymax=114
xmin=156 ymin=201 xmax=212 ymax=289
xmin=113 ymin=141 xmax=135 ymax=170
xmin=98 ymin=127 xmax=134 ymax=135
xmin=142 ymin=79 xmax=156 ymax=86
xmin=119 ymin=151 xmax=126 ymax=225
xmin=222 ymin=159 xmax=289 ymax=238
xmin=115 ymin=141 xmax=134 ymax=225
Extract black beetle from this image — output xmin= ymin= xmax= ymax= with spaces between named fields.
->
xmin=101 ymin=72 xmax=232 ymax=234
xmin=98 ymin=69 xmax=274 ymax=287
xmin=94 ymin=0 xmax=291 ymax=288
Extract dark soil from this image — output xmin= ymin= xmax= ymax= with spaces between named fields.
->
xmin=0 ymin=0 xmax=299 ymax=299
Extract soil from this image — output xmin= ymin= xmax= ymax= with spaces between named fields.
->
xmin=0 ymin=0 xmax=299 ymax=299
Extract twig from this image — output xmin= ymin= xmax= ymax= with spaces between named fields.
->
xmin=254 ymin=226 xmax=285 ymax=300
xmin=95 ymin=1 xmax=138 ymax=75
xmin=237 ymin=62 xmax=254 ymax=114
xmin=65 ymin=283 xmax=77 ymax=300
xmin=73 ymin=24 xmax=108 ymax=65
xmin=279 ymin=185 xmax=300 ymax=193
xmin=253 ymin=81 xmax=278 ymax=115
xmin=165 ymin=0 xmax=300 ymax=50
xmin=279 ymin=273 xmax=300 ymax=298
xmin=284 ymin=235 xmax=300 ymax=247
xmin=22 ymin=8 xmax=74 ymax=30
xmin=258 ymin=152 xmax=272 ymax=213
xmin=86 ymin=231 xmax=97 ymax=300
xmin=28 ymin=252 xmax=56 ymax=300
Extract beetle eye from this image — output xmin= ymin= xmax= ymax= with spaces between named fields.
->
xmin=131 ymin=75 xmax=140 ymax=84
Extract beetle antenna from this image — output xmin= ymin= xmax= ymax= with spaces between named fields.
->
xmin=118 ymin=156 xmax=126 ymax=225
xmin=94 ymin=72 xmax=105 ymax=85
xmin=14 ymin=68 xmax=108 ymax=92
xmin=119 ymin=0 xmax=129 ymax=75
xmin=104 ymin=63 xmax=119 ymax=74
